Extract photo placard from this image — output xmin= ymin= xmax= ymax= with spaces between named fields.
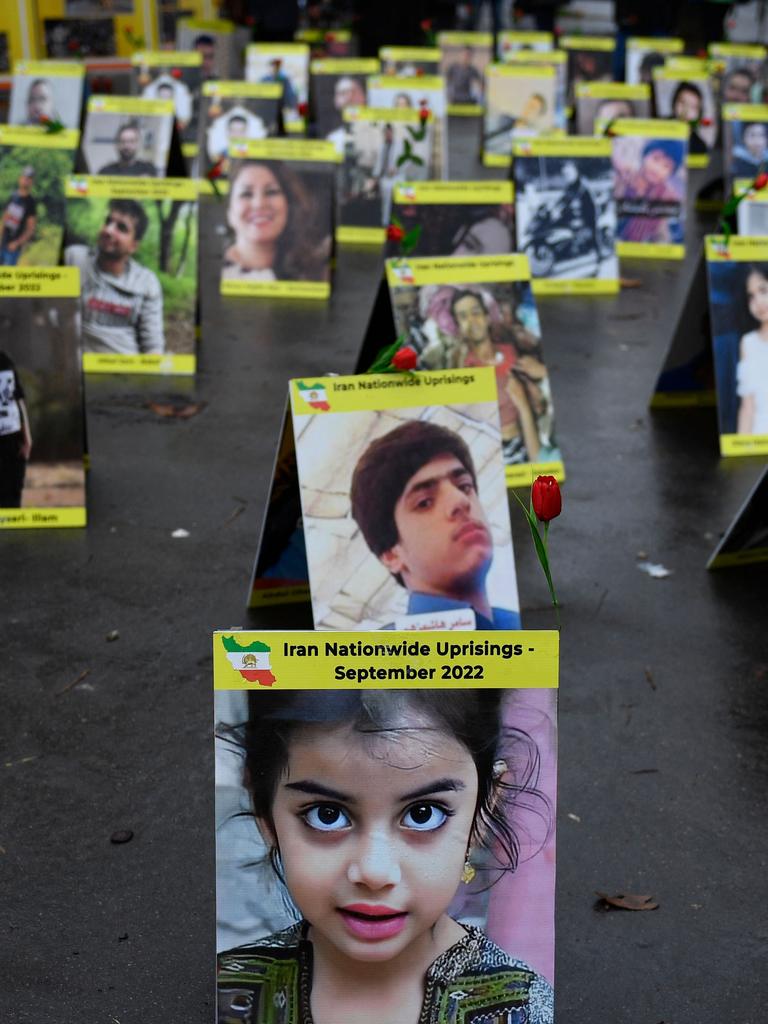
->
xmin=250 ymin=368 xmax=524 ymax=629
xmin=503 ymin=50 xmax=567 ymax=132
xmin=245 ymin=42 xmax=311 ymax=136
xmin=198 ymin=81 xmax=283 ymax=181
xmin=366 ymin=74 xmax=448 ymax=179
xmin=0 ymin=266 xmax=85 ymax=529
xmin=625 ymin=37 xmax=684 ymax=87
xmin=131 ymin=50 xmax=203 ymax=156
xmin=558 ymin=35 xmax=615 ymax=107
xmin=722 ymin=104 xmax=768 ymax=193
xmin=512 ymin=136 xmax=619 ymax=294
xmin=652 ymin=66 xmax=716 ymax=168
xmin=734 ymin=176 xmax=768 ymax=235
xmin=310 ymin=58 xmax=380 ymax=152
xmin=64 ymin=175 xmax=199 ymax=375
xmin=176 ymin=16 xmax=236 ymax=81
xmin=36 ymin=0 xmax=158 ymax=58
xmin=483 ymin=64 xmax=556 ymax=168
xmin=81 ymin=96 xmax=177 ymax=178
xmin=0 ymin=125 xmax=79 ymax=267
xmin=708 ymin=42 xmax=767 ymax=103
xmin=384 ymin=255 xmax=564 ymax=487
xmin=337 ymin=107 xmax=432 ymax=245
xmin=574 ymin=81 xmax=651 ymax=135
xmin=608 ymin=118 xmax=689 ymax=260
xmin=220 ymin=139 xmax=339 ymax=299
xmin=437 ymin=31 xmax=493 ymax=115
xmin=10 ymin=59 xmax=85 ymax=130
xmin=295 ymin=26 xmax=353 ymax=59
xmin=214 ymin=629 xmax=558 ymax=1018
xmin=705 ymin=235 xmax=768 ymax=457
xmin=388 ymin=180 xmax=515 ymax=259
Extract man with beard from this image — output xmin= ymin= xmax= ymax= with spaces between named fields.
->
xmin=98 ymin=121 xmax=158 ymax=176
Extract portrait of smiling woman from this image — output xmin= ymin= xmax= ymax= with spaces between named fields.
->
xmin=217 ymin=688 xmax=555 ymax=1024
xmin=222 ymin=159 xmax=332 ymax=283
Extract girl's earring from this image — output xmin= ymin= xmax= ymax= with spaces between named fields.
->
xmin=461 ymin=857 xmax=476 ymax=885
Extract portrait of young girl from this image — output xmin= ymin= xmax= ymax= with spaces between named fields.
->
xmin=737 ymin=264 xmax=768 ymax=436
xmin=221 ymin=159 xmax=332 ymax=284
xmin=216 ymin=688 xmax=555 ymax=1024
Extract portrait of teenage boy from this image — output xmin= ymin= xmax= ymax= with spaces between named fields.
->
xmin=351 ymin=419 xmax=520 ymax=629
xmin=65 ymin=198 xmax=165 ymax=355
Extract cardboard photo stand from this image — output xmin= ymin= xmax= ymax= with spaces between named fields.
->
xmin=0 ymin=266 xmax=86 ymax=529
xmin=707 ymin=466 xmax=768 ymax=568
xmin=80 ymin=96 xmax=183 ymax=178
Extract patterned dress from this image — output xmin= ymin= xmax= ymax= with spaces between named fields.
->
xmin=218 ymin=921 xmax=554 ymax=1024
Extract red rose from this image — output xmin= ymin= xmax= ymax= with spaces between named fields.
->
xmin=418 ymin=106 xmax=430 ymax=122
xmin=392 ymin=346 xmax=418 ymax=371
xmin=297 ymin=101 xmax=309 ymax=118
xmin=171 ymin=68 xmax=182 ymax=79
xmin=208 ymin=159 xmax=224 ymax=180
xmin=755 ymin=172 xmax=768 ymax=191
xmin=386 ymin=224 xmax=405 ymax=242
xmin=420 ymin=18 xmax=432 ymax=31
xmin=531 ymin=475 xmax=562 ymax=523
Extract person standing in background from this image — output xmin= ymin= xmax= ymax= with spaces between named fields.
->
xmin=1 ymin=166 xmax=37 ymax=266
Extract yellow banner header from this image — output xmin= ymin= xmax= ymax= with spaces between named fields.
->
xmin=14 ymin=60 xmax=84 ymax=77
xmin=177 ymin=17 xmax=234 ymax=33
xmin=499 ymin=31 xmax=554 ymax=46
xmin=559 ymin=35 xmax=616 ymax=51
xmin=0 ymin=507 xmax=86 ymax=529
xmin=87 ymin=96 xmax=175 ymax=115
xmin=368 ymin=74 xmax=445 ymax=91
xmin=709 ymin=42 xmax=767 ymax=59
xmin=605 ymin=117 xmax=689 ymax=139
xmin=513 ymin=136 xmax=611 ymax=157
xmin=290 ymin=366 xmax=498 ymax=416
xmin=0 ymin=267 xmax=80 ymax=297
xmin=132 ymin=51 xmax=202 ymax=67
xmin=247 ymin=43 xmax=310 ymax=56
xmin=0 ymin=126 xmax=79 ymax=149
xmin=203 ymin=81 xmax=282 ymax=99
xmin=393 ymin=180 xmax=514 ymax=204
xmin=343 ymin=106 xmax=424 ymax=124
xmin=66 ymin=175 xmax=198 ymax=200
xmin=627 ymin=36 xmax=684 ymax=52
xmin=311 ymin=58 xmax=380 ymax=74
xmin=506 ymin=50 xmax=566 ymax=65
xmin=437 ymin=31 xmax=493 ymax=46
xmin=213 ymin=629 xmax=559 ymax=690
xmin=654 ymin=66 xmax=708 ymax=82
xmin=379 ymin=46 xmax=441 ymax=62
xmin=706 ymin=234 xmax=768 ymax=261
xmin=385 ymin=253 xmax=530 ymax=286
xmin=722 ymin=103 xmax=768 ymax=122
xmin=228 ymin=138 xmax=340 ymax=162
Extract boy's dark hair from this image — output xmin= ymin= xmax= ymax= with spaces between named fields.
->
xmin=108 ymin=198 xmax=149 ymax=241
xmin=350 ymin=419 xmax=477 ymax=564
xmin=641 ymin=138 xmax=684 ymax=174
xmin=116 ymin=119 xmax=140 ymax=139
xmin=450 ymin=288 xmax=488 ymax=325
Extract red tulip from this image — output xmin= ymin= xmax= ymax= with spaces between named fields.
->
xmin=171 ymin=67 xmax=182 ymax=79
xmin=755 ymin=172 xmax=768 ymax=191
xmin=392 ymin=346 xmax=417 ymax=371
xmin=297 ymin=101 xmax=309 ymax=118
xmin=531 ymin=475 xmax=562 ymax=523
xmin=420 ymin=18 xmax=432 ymax=31
xmin=386 ymin=223 xmax=405 ymax=242
xmin=418 ymin=106 xmax=430 ymax=122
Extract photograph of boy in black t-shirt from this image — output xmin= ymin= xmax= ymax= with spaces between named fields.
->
xmin=0 ymin=350 xmax=32 ymax=507
xmin=1 ymin=166 xmax=37 ymax=266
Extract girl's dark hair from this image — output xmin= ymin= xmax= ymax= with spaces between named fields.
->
xmin=227 ymin=159 xmax=330 ymax=281
xmin=671 ymin=80 xmax=703 ymax=110
xmin=221 ymin=689 xmax=551 ymax=890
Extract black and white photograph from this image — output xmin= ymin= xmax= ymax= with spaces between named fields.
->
xmin=513 ymin=151 xmax=618 ymax=282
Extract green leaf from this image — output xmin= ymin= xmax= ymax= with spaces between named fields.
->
xmin=365 ymin=336 xmax=406 ymax=374
xmin=401 ymin=225 xmax=422 ymax=255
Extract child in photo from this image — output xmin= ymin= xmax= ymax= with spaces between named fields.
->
xmin=729 ymin=121 xmax=768 ymax=180
xmin=217 ymin=687 xmax=554 ymax=1024
xmin=737 ymin=264 xmax=768 ymax=435
xmin=613 ymin=137 xmax=686 ymax=245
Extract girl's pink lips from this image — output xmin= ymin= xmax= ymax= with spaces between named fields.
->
xmin=337 ymin=905 xmax=408 ymax=941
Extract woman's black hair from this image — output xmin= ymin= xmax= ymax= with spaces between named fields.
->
xmin=220 ymin=689 xmax=552 ymax=893
xmin=227 ymin=159 xmax=330 ymax=281
xmin=671 ymin=80 xmax=703 ymax=111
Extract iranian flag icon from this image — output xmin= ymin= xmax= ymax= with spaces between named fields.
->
xmin=221 ymin=636 xmax=276 ymax=686
xmin=296 ymin=381 xmax=330 ymax=411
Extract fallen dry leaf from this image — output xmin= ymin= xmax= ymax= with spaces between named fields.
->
xmin=620 ymin=277 xmax=643 ymax=289
xmin=146 ymin=401 xmax=206 ymax=419
xmin=595 ymin=891 xmax=659 ymax=911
